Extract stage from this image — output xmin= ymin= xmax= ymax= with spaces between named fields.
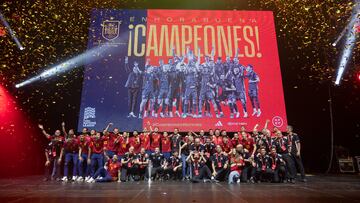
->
xmin=0 ymin=175 xmax=359 ymax=203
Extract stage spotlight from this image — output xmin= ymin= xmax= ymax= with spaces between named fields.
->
xmin=334 ymin=30 xmax=357 ymax=85
xmin=0 ymin=11 xmax=25 ymax=51
xmin=15 ymin=43 xmax=114 ymax=88
xmin=334 ymin=2 xmax=359 ymax=85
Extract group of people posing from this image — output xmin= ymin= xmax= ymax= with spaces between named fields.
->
xmin=40 ymin=120 xmax=306 ymax=184
xmin=125 ymin=47 xmax=261 ymax=119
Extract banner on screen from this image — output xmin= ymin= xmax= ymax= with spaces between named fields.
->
xmin=78 ymin=9 xmax=287 ymax=132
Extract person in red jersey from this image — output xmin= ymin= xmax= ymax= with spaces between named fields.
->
xmin=240 ymin=125 xmax=247 ymax=134
xmin=115 ymin=132 xmax=130 ymax=159
xmin=231 ymin=133 xmax=242 ymax=147
xmin=39 ymin=124 xmax=64 ymax=181
xmin=87 ymin=155 xmax=121 ymax=183
xmin=220 ymin=136 xmax=233 ymax=154
xmin=228 ymin=151 xmax=245 ymax=184
xmin=59 ymin=122 xmax=79 ymax=182
xmin=240 ymin=131 xmax=257 ymax=158
xmin=184 ymin=131 xmax=194 ymax=143
xmin=102 ymin=123 xmax=119 ymax=158
xmin=88 ymin=132 xmax=105 ymax=178
xmin=191 ymin=129 xmax=205 ymax=144
xmin=150 ymin=127 xmax=161 ymax=153
xmin=89 ymin=129 xmax=97 ymax=138
xmin=161 ymin=132 xmax=172 ymax=159
xmin=208 ymin=129 xmax=215 ymax=138
xmin=77 ymin=132 xmax=91 ymax=182
xmin=59 ymin=132 xmax=79 ymax=182
xmin=129 ymin=130 xmax=141 ymax=154
xmin=139 ymin=128 xmax=151 ymax=154
xmin=212 ymin=129 xmax=223 ymax=145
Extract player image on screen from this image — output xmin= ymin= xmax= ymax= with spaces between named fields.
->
xmin=246 ymin=65 xmax=261 ymax=117
xmin=231 ymin=52 xmax=248 ymax=118
xmin=134 ymin=46 xmax=262 ymax=120
xmin=124 ymin=57 xmax=142 ymax=118
xmin=155 ymin=60 xmax=171 ymax=118
xmin=78 ymin=9 xmax=288 ymax=132
xmin=182 ymin=48 xmax=199 ymax=118
xmin=139 ymin=59 xmax=157 ymax=119
xmin=198 ymin=49 xmax=222 ymax=118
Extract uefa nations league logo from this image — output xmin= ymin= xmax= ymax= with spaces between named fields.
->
xmin=83 ymin=107 xmax=96 ymax=127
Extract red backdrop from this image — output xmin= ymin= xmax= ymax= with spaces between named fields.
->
xmin=144 ymin=10 xmax=287 ymax=132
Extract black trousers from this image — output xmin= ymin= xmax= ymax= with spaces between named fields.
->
xmin=255 ymin=168 xmax=274 ymax=182
xmin=192 ymin=165 xmax=211 ymax=183
xmin=146 ymin=166 xmax=164 ymax=179
xmin=163 ymin=167 xmax=182 ymax=180
xmin=273 ymin=165 xmax=286 ymax=182
xmin=290 ymin=153 xmax=305 ymax=179
xmin=44 ymin=157 xmax=61 ymax=179
xmin=137 ymin=166 xmax=147 ymax=177
xmin=121 ymin=165 xmax=138 ymax=182
xmin=214 ymin=168 xmax=229 ymax=181
xmin=241 ymin=164 xmax=255 ymax=182
xmin=128 ymin=88 xmax=139 ymax=113
xmin=282 ymin=153 xmax=296 ymax=179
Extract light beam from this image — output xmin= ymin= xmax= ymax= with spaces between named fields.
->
xmin=334 ymin=2 xmax=359 ymax=85
xmin=15 ymin=43 xmax=114 ymax=88
xmin=0 ymin=11 xmax=25 ymax=51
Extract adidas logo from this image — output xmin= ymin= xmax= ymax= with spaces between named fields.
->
xmin=215 ymin=121 xmax=223 ymax=127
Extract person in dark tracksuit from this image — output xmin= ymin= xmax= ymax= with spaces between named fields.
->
xmin=188 ymin=151 xmax=212 ymax=183
xmin=198 ymin=64 xmax=222 ymax=118
xmin=287 ymin=125 xmax=306 ymax=182
xmin=182 ymin=59 xmax=198 ymax=118
xmin=211 ymin=145 xmax=229 ymax=182
xmin=39 ymin=124 xmax=63 ymax=181
xmin=273 ymin=131 xmax=296 ymax=183
xmin=232 ymin=60 xmax=248 ymax=118
xmin=269 ymin=147 xmax=286 ymax=183
xmin=156 ymin=62 xmax=171 ymax=118
xmin=120 ymin=146 xmax=138 ymax=182
xmin=124 ymin=57 xmax=142 ymax=118
xmin=254 ymin=147 xmax=273 ymax=182
xmin=162 ymin=151 xmax=182 ymax=180
xmin=147 ymin=147 xmax=165 ymax=180
xmin=138 ymin=61 xmax=156 ymax=119
xmin=246 ymin=64 xmax=261 ymax=117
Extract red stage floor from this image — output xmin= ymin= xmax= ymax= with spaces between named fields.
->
xmin=0 ymin=175 xmax=359 ymax=203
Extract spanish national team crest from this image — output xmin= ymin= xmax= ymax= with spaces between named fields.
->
xmin=102 ymin=20 xmax=121 ymax=40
